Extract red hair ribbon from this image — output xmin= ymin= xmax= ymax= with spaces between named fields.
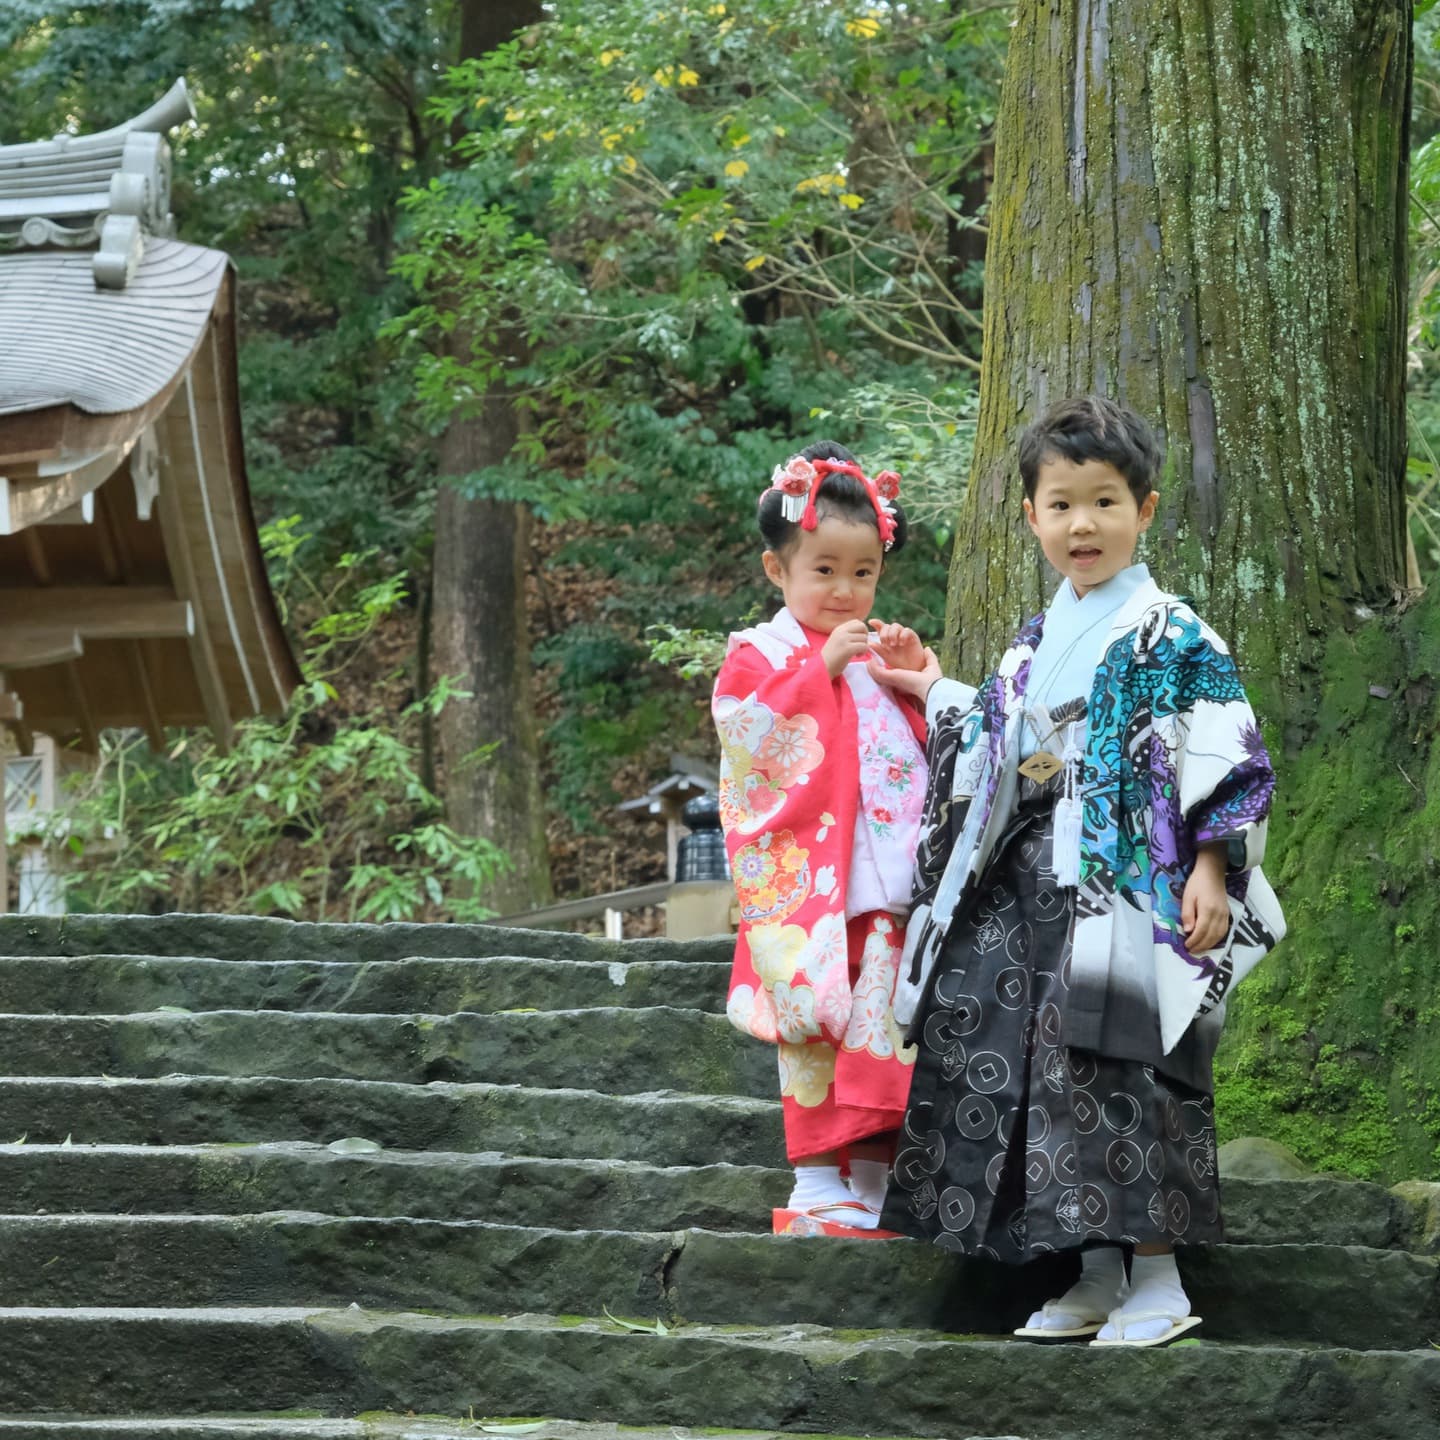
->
xmin=765 ymin=454 xmax=901 ymax=549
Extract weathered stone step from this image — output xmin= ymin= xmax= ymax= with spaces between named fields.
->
xmin=0 ymin=913 xmax=733 ymax=969
xmin=0 ymin=1143 xmax=786 ymax=1232
xmin=0 ymin=954 xmax=729 ymax=1017
xmin=0 ymin=1309 xmax=1435 ymax=1436
xmin=0 ymin=1421 xmax=970 ymax=1440
xmin=0 ymin=1008 xmax=770 ymax=1096
xmin=0 ymin=1215 xmax=1431 ymax=1349
xmin=0 ymin=1423 xmax=360 ymax=1439
xmin=0 ymin=1143 xmax=1412 ymax=1251
xmin=0 ymin=1077 xmax=783 ymax=1166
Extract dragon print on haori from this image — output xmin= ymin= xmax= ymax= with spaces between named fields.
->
xmin=895 ymin=576 xmax=1284 ymax=1089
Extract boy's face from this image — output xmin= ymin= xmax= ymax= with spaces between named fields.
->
xmin=762 ymin=515 xmax=883 ymax=634
xmin=1023 ymin=456 xmax=1158 ymax=598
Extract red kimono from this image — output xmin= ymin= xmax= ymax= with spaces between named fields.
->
xmin=713 ymin=608 xmax=928 ymax=1161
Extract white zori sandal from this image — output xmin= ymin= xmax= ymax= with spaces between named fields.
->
xmin=1090 ymin=1311 xmax=1203 ymax=1347
xmin=1012 ymin=1299 xmax=1109 ymax=1343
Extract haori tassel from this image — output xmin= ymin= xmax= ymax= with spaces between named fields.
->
xmin=1053 ymin=723 xmax=1084 ymax=888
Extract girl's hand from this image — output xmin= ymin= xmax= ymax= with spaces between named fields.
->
xmin=1182 ymin=846 xmax=1232 ymax=953
xmin=867 ymin=620 xmax=926 ymax=672
xmin=868 ymin=646 xmax=943 ymax=702
xmin=822 ymin=619 xmax=873 ymax=678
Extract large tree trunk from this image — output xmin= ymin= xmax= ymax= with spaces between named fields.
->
xmin=432 ymin=0 xmax=552 ymax=914
xmin=951 ymin=2 xmax=1439 ymax=1183
xmin=950 ymin=0 xmax=1411 ymax=733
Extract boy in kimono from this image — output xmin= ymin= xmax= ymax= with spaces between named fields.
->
xmin=871 ymin=396 xmax=1284 ymax=1345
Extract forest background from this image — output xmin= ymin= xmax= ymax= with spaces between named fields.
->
xmin=4 ymin=0 xmax=1440 ymax=1183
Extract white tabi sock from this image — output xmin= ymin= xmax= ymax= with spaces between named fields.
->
xmin=1096 ymin=1251 xmax=1192 ymax=1343
xmin=787 ymin=1164 xmax=875 ymax=1226
xmin=846 ymin=1158 xmax=890 ymax=1213
xmin=1025 ymin=1245 xmax=1126 ymax=1331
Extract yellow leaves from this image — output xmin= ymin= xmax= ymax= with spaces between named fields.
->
xmin=655 ymin=63 xmax=700 ymax=88
xmin=600 ymin=49 xmax=623 ymax=66
xmin=845 ymin=15 xmax=883 ymax=39
xmin=839 ymin=192 xmax=864 ymax=210
xmin=745 ymin=255 xmax=767 ymax=271
xmin=725 ymin=159 xmax=749 ymax=178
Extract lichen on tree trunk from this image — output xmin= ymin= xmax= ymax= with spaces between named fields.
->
xmin=951 ymin=1 xmax=1435 ymax=1179
xmin=951 ymin=0 xmax=1411 ymax=724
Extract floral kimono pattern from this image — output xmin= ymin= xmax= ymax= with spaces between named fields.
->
xmin=897 ymin=579 xmax=1283 ymax=1085
xmin=714 ymin=607 xmax=927 ymax=1159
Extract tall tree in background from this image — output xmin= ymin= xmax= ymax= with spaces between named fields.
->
xmin=950 ymin=0 xmax=1411 ymax=704
xmin=429 ymin=0 xmax=553 ymax=913
xmin=954 ymin=0 xmax=1436 ymax=1180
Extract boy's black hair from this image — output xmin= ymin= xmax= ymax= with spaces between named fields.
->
xmin=1017 ymin=396 xmax=1163 ymax=506
xmin=757 ymin=439 xmax=909 ymax=556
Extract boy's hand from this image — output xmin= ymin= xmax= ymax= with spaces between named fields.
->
xmin=1182 ymin=846 xmax=1232 ymax=953
xmin=868 ymin=646 xmax=943 ymax=702
xmin=867 ymin=620 xmax=926 ymax=672
xmin=822 ymin=619 xmax=873 ymax=678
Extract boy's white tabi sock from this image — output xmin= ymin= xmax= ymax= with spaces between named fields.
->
xmin=1025 ymin=1245 xmax=1126 ymax=1331
xmin=846 ymin=1158 xmax=891 ymax=1213
xmin=1096 ymin=1251 xmax=1192 ymax=1343
xmin=787 ymin=1164 xmax=876 ymax=1226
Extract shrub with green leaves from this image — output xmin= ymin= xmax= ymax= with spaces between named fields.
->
xmin=53 ymin=523 xmax=506 ymax=922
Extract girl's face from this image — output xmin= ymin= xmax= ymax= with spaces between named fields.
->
xmin=762 ymin=515 xmax=884 ymax=633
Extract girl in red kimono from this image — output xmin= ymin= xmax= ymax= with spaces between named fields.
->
xmin=713 ymin=441 xmax=929 ymax=1235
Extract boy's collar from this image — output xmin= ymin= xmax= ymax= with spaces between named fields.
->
xmin=1052 ymin=561 xmax=1151 ymax=609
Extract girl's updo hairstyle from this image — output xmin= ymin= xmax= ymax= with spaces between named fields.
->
xmin=757 ymin=439 xmax=910 ymax=557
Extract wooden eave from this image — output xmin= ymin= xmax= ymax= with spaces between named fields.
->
xmin=0 ymin=243 xmax=300 ymax=751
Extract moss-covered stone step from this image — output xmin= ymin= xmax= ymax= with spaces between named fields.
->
xmin=0 ymin=1421 xmax=984 ymax=1440
xmin=0 ymin=1422 xmax=362 ymax=1439
xmin=0 ymin=914 xmax=733 ymax=969
xmin=0 ymin=1008 xmax=769 ymax=1096
xmin=0 ymin=1076 xmax=784 ymax=1166
xmin=0 ymin=1143 xmax=787 ymax=1231
xmin=0 ymin=1215 xmax=1433 ymax=1349
xmin=0 ymin=1143 xmax=1411 ymax=1250
xmin=0 ymin=955 xmax=729 ymax=1018
xmin=0 ymin=1308 xmax=1436 ymax=1436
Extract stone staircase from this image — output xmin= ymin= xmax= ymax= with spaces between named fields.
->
xmin=0 ymin=913 xmax=1436 ymax=1440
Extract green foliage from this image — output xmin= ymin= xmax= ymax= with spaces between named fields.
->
xmin=53 ymin=525 xmax=505 ymax=922
xmin=386 ymin=0 xmax=1003 ymax=821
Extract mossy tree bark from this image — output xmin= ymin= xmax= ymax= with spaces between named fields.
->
xmin=431 ymin=0 xmax=553 ymax=915
xmin=950 ymin=0 xmax=1411 ymax=732
xmin=952 ymin=2 xmax=1440 ymax=1181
